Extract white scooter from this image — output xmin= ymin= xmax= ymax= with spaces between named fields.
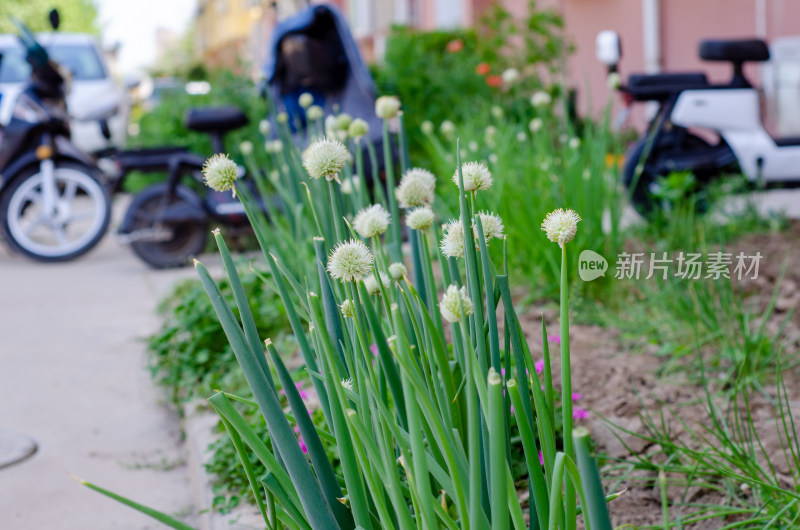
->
xmin=596 ymin=30 xmax=800 ymax=214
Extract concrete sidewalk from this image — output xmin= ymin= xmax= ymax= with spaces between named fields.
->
xmin=0 ymin=198 xmax=219 ymax=529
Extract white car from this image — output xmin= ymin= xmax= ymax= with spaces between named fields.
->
xmin=0 ymin=33 xmax=129 ymax=153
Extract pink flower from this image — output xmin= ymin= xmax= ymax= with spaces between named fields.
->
xmin=370 ymin=343 xmax=378 ymax=356
xmin=538 ymin=451 xmax=544 ymax=465
xmin=509 ymin=404 xmax=514 ymax=415
xmin=572 ymin=392 xmax=582 ymax=401
xmin=486 ymin=75 xmax=502 ymax=87
xmin=573 ymin=408 xmax=589 ymax=420
xmin=293 ymin=425 xmax=308 ymax=453
xmin=534 ymin=359 xmax=544 ymax=374
xmin=279 ymin=382 xmax=311 ymax=400
xmin=547 ymin=334 xmax=561 ymax=345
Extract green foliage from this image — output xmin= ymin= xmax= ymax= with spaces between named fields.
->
xmin=0 ymin=0 xmax=99 ymax=34
xmin=124 ymin=71 xmax=267 ymax=193
xmin=147 ymin=264 xmax=289 ymax=405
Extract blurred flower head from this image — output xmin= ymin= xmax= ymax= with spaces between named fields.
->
xmin=364 ymin=272 xmax=390 ymax=295
xmin=529 ymin=117 xmax=543 ymax=133
xmin=420 ymin=120 xmax=434 ymax=135
xmin=348 ymin=118 xmax=368 ymax=139
xmin=486 ymin=75 xmax=502 ymax=87
xmin=475 ymin=62 xmax=491 ymax=76
xmin=396 ymin=168 xmax=436 ymax=208
xmin=502 ymin=67 xmax=520 ymax=84
xmin=306 ymin=105 xmax=323 ymax=121
xmin=530 ymin=91 xmax=552 ymax=107
xmin=389 ymin=262 xmax=407 ymax=280
xmin=258 ymin=119 xmax=271 ymax=136
xmin=446 ymin=39 xmax=464 ymax=53
xmin=302 ymin=138 xmax=348 ymax=181
xmin=353 ymin=204 xmax=391 ymax=238
xmin=440 ymin=120 xmax=455 ymax=139
xmin=298 ymin=92 xmax=314 ymax=109
xmin=406 ymin=206 xmax=435 ymax=230
xmin=440 ymin=285 xmax=474 ymax=323
xmin=375 ymin=95 xmax=401 ymax=119
xmin=239 ymin=140 xmax=253 ymax=156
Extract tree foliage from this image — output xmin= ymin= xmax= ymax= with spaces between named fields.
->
xmin=0 ymin=0 xmax=99 ymax=35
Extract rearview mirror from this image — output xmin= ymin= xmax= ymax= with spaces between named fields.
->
xmin=48 ymin=9 xmax=60 ymax=31
xmin=596 ymin=30 xmax=621 ymax=68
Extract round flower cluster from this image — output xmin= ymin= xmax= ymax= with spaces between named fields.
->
xmin=406 ymin=206 xmax=435 ymax=230
xmin=531 ymin=91 xmax=552 ymax=107
xmin=375 ymin=96 xmax=401 ymax=119
xmin=396 ymin=168 xmax=436 ymax=208
xmin=353 ymin=204 xmax=391 ymax=239
xmin=453 ymin=161 xmax=492 ymax=192
xmin=541 ymin=208 xmax=581 ymax=247
xmin=440 ymin=120 xmax=455 ymax=139
xmin=302 ymin=138 xmax=348 ymax=181
xmin=475 ymin=211 xmax=504 ymax=241
xmin=364 ymin=272 xmax=389 ymax=295
xmin=202 ymin=153 xmax=239 ymax=195
xmin=306 ymin=105 xmax=324 ymax=121
xmin=298 ymin=92 xmax=314 ymax=109
xmin=439 ymin=285 xmax=474 ymax=323
xmin=348 ymin=118 xmax=368 ymax=139
xmin=327 ymin=240 xmax=374 ymax=282
xmin=529 ymin=118 xmax=543 ymax=133
xmin=388 ymin=262 xmax=407 ymax=280
xmin=339 ymin=299 xmax=354 ymax=318
xmin=440 ymin=220 xmax=465 ymax=258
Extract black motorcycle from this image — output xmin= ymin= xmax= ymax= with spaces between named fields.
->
xmin=0 ymin=14 xmax=110 ymax=261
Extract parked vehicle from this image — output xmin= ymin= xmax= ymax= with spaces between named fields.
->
xmin=0 ymin=15 xmax=110 ymax=261
xmin=116 ymin=106 xmax=257 ymax=269
xmin=596 ymin=30 xmax=800 ymax=214
xmin=0 ymin=32 xmax=129 ymax=154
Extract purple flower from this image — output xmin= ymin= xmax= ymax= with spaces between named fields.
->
xmin=572 ymin=392 xmax=582 ymax=402
xmin=547 ymin=334 xmax=561 ymax=345
xmin=573 ymin=408 xmax=589 ymax=420
xmin=534 ymin=359 xmax=544 ymax=374
xmin=370 ymin=343 xmax=378 ymax=356
xmin=293 ymin=425 xmax=308 ymax=454
xmin=538 ymin=451 xmax=544 ymax=465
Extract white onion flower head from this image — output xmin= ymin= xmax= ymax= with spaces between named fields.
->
xmin=340 ymin=178 xmax=354 ymax=195
xmin=265 ymin=139 xmax=283 ymax=153
xmin=389 ymin=262 xmax=407 ymax=281
xmin=353 ymin=204 xmax=391 ymax=238
xmin=406 ymin=206 xmax=435 ymax=230
xmin=325 ymin=115 xmax=339 ymax=137
xmin=485 ymin=125 xmax=497 ymax=139
xmin=202 ymin=153 xmax=239 ymax=195
xmin=420 ymin=120 xmax=434 ymax=135
xmin=277 ymin=112 xmax=289 ymax=124
xmin=440 ymin=219 xmax=465 ymax=258
xmin=239 ymin=140 xmax=253 ymax=156
xmin=303 ymin=138 xmax=349 ymax=181
xmin=491 ymin=105 xmax=504 ymax=119
xmin=468 ymin=141 xmax=479 ymax=153
xmin=307 ymin=105 xmax=324 ymax=121
xmin=531 ymin=91 xmax=552 ymax=107
xmin=375 ymin=95 xmax=401 ymax=119
xmin=340 ymin=378 xmax=353 ymax=391
xmin=516 ymin=131 xmax=527 ymax=142
xmin=529 ymin=118 xmax=543 ymax=133
xmin=476 ymin=211 xmax=504 ymax=241
xmin=440 ymin=285 xmax=474 ymax=323
xmin=502 ymin=67 xmax=520 ymax=85
xmin=363 ymin=272 xmax=389 ymax=295
xmin=336 ymin=113 xmax=352 ymax=131
xmin=259 ymin=119 xmax=271 ymax=136
xmin=569 ymin=137 xmax=581 ymax=149
xmin=488 ymin=153 xmax=498 ymax=165
xmin=541 ymin=208 xmax=581 ymax=247
xmin=299 ymin=92 xmax=314 ymax=108
xmin=440 ymin=120 xmax=455 ymax=139
xmin=396 ymin=168 xmax=436 ymax=208
xmin=348 ymin=118 xmax=368 ymax=139
xmin=327 ymin=239 xmax=374 ymax=282
xmin=453 ymin=161 xmax=492 ymax=191
xmin=340 ymin=299 xmax=355 ymax=318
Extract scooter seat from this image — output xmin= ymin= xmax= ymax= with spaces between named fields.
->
xmin=184 ymin=107 xmax=249 ymax=134
xmin=626 ymin=72 xmax=709 ymax=101
xmin=700 ymin=39 xmax=769 ymax=63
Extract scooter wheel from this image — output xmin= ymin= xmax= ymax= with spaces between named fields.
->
xmin=0 ymin=162 xmax=110 ymax=261
xmin=126 ymin=191 xmax=208 ymax=269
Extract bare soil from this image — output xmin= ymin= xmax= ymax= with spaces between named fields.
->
xmin=516 ymin=221 xmax=800 ymax=528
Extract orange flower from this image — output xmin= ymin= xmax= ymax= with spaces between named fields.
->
xmin=475 ymin=62 xmax=491 ymax=76
xmin=446 ymin=39 xmax=464 ymax=53
xmin=485 ymin=75 xmax=502 ymax=87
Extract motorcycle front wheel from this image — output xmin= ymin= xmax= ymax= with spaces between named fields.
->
xmin=0 ymin=162 xmax=110 ymax=261
xmin=125 ymin=190 xmax=208 ymax=269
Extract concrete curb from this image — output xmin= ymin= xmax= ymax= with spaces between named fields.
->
xmin=182 ymin=402 xmax=264 ymax=530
